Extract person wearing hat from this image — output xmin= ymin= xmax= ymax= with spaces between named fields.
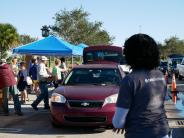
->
xmin=31 ymin=56 xmax=50 ymax=110
xmin=0 ymin=59 xmax=23 ymax=116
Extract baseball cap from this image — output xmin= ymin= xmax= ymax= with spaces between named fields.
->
xmin=40 ymin=56 xmax=48 ymax=61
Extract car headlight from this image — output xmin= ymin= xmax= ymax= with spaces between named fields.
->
xmin=103 ymin=94 xmax=118 ymax=106
xmin=51 ymin=93 xmax=66 ymax=103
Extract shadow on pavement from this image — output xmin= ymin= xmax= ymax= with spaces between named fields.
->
xmin=0 ymin=107 xmax=108 ymax=135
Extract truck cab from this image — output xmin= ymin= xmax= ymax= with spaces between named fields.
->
xmin=167 ymin=54 xmax=184 ymax=77
xmin=83 ymin=45 xmax=131 ymax=74
xmin=83 ymin=45 xmax=125 ymax=64
xmin=177 ymin=58 xmax=184 ymax=80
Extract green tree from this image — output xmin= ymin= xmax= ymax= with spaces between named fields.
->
xmin=166 ymin=37 xmax=184 ymax=55
xmin=158 ymin=42 xmax=166 ymax=59
xmin=159 ymin=36 xmax=184 ymax=59
xmin=51 ymin=8 xmax=114 ymax=45
xmin=19 ymin=34 xmax=37 ymax=45
xmin=0 ymin=23 xmax=19 ymax=58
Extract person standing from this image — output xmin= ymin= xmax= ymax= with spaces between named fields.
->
xmin=9 ymin=57 xmax=19 ymax=101
xmin=29 ymin=58 xmax=39 ymax=96
xmin=31 ymin=56 xmax=50 ymax=110
xmin=11 ymin=57 xmax=19 ymax=82
xmin=52 ymin=58 xmax=62 ymax=88
xmin=60 ymin=57 xmax=68 ymax=80
xmin=17 ymin=62 xmax=29 ymax=104
xmin=113 ymin=34 xmax=170 ymax=138
xmin=0 ymin=59 xmax=23 ymax=116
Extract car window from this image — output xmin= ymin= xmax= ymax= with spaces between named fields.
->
xmin=64 ymin=68 xmax=121 ymax=86
xmin=84 ymin=51 xmax=126 ymax=64
xmin=171 ymin=58 xmax=182 ymax=67
xmin=160 ymin=62 xmax=167 ymax=66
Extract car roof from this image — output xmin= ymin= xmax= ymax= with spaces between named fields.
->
xmin=73 ymin=64 xmax=118 ymax=69
xmin=84 ymin=45 xmax=122 ymax=52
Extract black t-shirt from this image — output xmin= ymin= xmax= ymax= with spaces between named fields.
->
xmin=116 ymin=69 xmax=169 ymax=138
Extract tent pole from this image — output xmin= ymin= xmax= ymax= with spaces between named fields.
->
xmin=49 ymin=56 xmax=51 ymax=67
xmin=80 ymin=56 xmax=82 ymax=64
xmin=72 ymin=55 xmax=73 ymax=68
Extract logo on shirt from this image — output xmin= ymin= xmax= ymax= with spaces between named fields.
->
xmin=145 ymin=77 xmax=165 ymax=83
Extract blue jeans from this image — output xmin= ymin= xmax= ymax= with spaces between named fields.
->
xmin=32 ymin=82 xmax=49 ymax=108
xmin=2 ymin=85 xmax=21 ymax=113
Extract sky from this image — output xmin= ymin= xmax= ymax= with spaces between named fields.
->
xmin=1 ymin=0 xmax=184 ymax=45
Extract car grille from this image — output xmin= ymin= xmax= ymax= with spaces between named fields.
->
xmin=67 ymin=100 xmax=104 ymax=108
xmin=64 ymin=116 xmax=106 ymax=123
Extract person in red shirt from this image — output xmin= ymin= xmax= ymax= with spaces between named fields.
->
xmin=0 ymin=59 xmax=22 ymax=116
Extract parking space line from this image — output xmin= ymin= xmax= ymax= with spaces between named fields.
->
xmin=0 ymin=128 xmax=23 ymax=133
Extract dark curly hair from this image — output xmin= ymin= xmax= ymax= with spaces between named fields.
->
xmin=124 ymin=34 xmax=160 ymax=70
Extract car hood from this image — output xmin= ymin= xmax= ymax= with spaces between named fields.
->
xmin=54 ymin=85 xmax=119 ymax=100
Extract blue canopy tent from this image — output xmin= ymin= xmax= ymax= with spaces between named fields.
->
xmin=13 ymin=35 xmax=85 ymax=67
xmin=13 ymin=35 xmax=83 ymax=56
xmin=75 ymin=43 xmax=88 ymax=64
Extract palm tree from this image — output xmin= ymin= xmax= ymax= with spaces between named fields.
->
xmin=0 ymin=23 xmax=19 ymax=58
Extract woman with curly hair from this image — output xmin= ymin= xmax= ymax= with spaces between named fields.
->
xmin=113 ymin=34 xmax=170 ymax=138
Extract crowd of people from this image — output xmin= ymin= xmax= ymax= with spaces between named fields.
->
xmin=0 ymin=56 xmax=68 ymax=116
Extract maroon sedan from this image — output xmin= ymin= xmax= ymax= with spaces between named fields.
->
xmin=50 ymin=64 xmax=125 ymax=127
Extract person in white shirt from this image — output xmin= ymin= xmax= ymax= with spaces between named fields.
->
xmin=11 ymin=57 xmax=18 ymax=82
xmin=60 ymin=57 xmax=68 ymax=79
xmin=31 ymin=56 xmax=50 ymax=110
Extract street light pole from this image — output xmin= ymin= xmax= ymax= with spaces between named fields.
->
xmin=41 ymin=25 xmax=51 ymax=66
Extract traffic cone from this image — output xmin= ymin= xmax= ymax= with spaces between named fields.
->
xmin=171 ymin=74 xmax=177 ymax=104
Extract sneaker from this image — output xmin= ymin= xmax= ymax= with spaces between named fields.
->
xmin=31 ymin=103 xmax=38 ymax=111
xmin=15 ymin=111 xmax=23 ymax=116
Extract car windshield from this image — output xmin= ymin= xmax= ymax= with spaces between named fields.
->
xmin=171 ymin=58 xmax=182 ymax=68
xmin=160 ymin=62 xmax=168 ymax=67
xmin=172 ymin=58 xmax=182 ymax=66
xmin=84 ymin=51 xmax=126 ymax=64
xmin=64 ymin=68 xmax=121 ymax=86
